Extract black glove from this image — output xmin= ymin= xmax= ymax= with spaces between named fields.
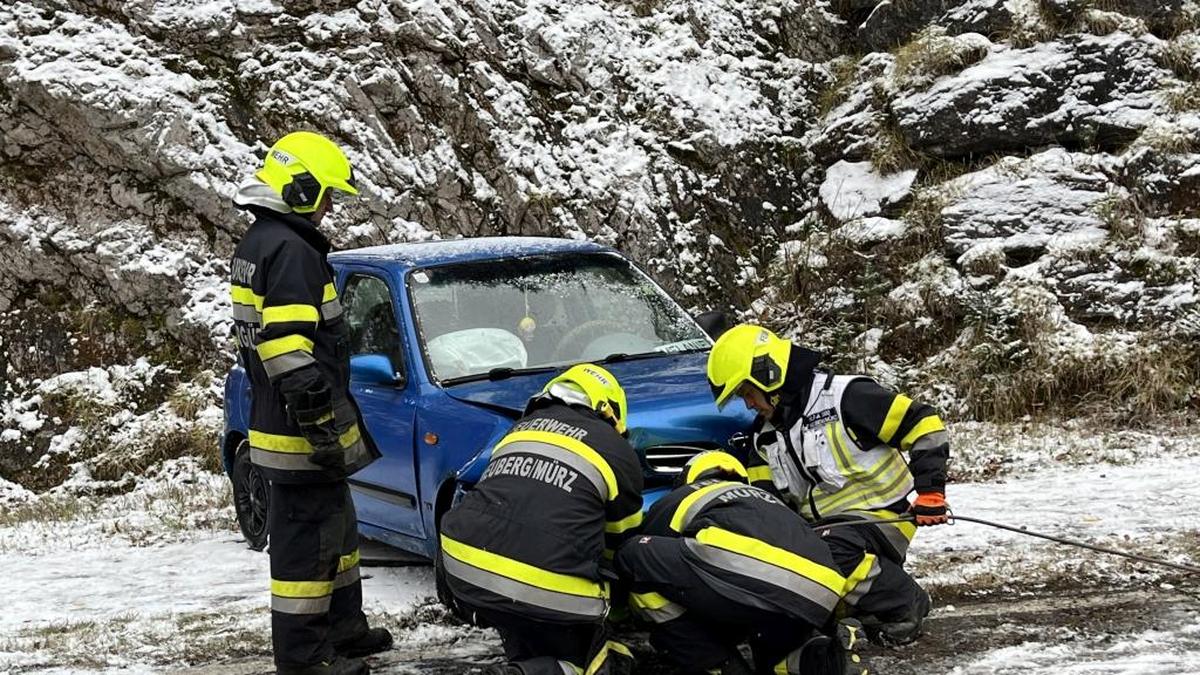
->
xmin=284 ymin=380 xmax=344 ymax=470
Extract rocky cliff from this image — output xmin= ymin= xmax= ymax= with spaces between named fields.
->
xmin=1 ymin=0 xmax=1197 ymax=493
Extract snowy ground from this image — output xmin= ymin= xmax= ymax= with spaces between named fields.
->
xmin=2 ymin=424 xmax=1199 ymax=674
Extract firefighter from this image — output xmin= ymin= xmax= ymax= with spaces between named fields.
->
xmin=439 ymin=364 xmax=642 ymax=675
xmin=707 ymin=324 xmax=951 ymax=646
xmin=616 ymin=451 xmax=863 ymax=675
xmin=230 ymin=131 xmax=392 ymax=675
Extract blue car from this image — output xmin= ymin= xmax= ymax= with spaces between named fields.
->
xmin=221 ymin=237 xmax=754 ymax=558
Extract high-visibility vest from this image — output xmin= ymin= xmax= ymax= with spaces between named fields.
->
xmin=758 ymin=374 xmax=914 ymax=519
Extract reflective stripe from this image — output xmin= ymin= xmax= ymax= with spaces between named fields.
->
xmin=441 ymin=536 xmax=605 ymax=598
xmin=248 ymin=426 xmax=361 ymax=455
xmin=272 ymin=579 xmax=334 ymax=611
xmin=231 ymin=304 xmax=260 ymax=324
xmin=440 ymin=536 xmax=608 ymax=618
xmin=815 ymin=451 xmax=913 ymax=515
xmin=498 ymin=431 xmax=618 ymax=501
xmin=261 ymin=350 xmax=318 ymax=379
xmin=687 ymin=526 xmax=844 ymax=612
xmin=272 ymin=579 xmax=334 ymax=597
xmin=321 ymin=298 xmax=344 ymax=321
xmin=747 ymin=465 xmax=772 ymax=483
xmin=257 ymin=334 xmax=315 ymax=360
xmin=272 ymin=595 xmax=332 ymax=614
xmin=492 ymin=440 xmax=608 ymax=500
xmin=334 ymin=565 xmax=361 ymax=590
xmin=231 ymin=284 xmax=264 ymax=310
xmin=559 ymin=662 xmax=580 ymax=675
xmin=841 ymin=554 xmax=880 ymax=607
xmin=670 ymin=482 xmax=744 ymax=533
xmin=826 ymin=424 xmax=863 ymax=479
xmin=605 ymin=510 xmax=643 ymax=534
xmin=840 ymin=509 xmax=917 ymax=559
xmin=775 ymin=652 xmax=799 ymax=675
xmin=339 ymin=549 xmax=360 ymax=573
xmin=322 ymin=283 xmax=338 ymax=303
xmin=911 ymin=429 xmax=949 ymax=452
xmin=900 ymin=415 xmax=946 ymax=451
xmin=343 ymin=437 xmax=373 ymax=469
xmin=251 ymin=447 xmax=321 ymax=471
xmin=879 ymin=395 xmax=912 ymax=444
xmin=585 ymin=641 xmax=632 ymax=675
xmin=695 ymin=527 xmax=845 ymax=594
xmin=630 ymin=591 xmax=686 ymax=624
xmin=262 ymin=304 xmax=319 ymax=326
xmin=250 ymin=430 xmax=311 ymax=454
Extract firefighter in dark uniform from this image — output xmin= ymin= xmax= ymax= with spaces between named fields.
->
xmin=230 ymin=131 xmax=392 ymax=675
xmin=707 ymin=324 xmax=951 ymax=646
xmin=616 ymin=451 xmax=864 ymax=675
xmin=439 ymin=364 xmax=642 ymax=675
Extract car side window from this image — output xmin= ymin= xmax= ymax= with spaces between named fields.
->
xmin=342 ymin=274 xmax=406 ymax=377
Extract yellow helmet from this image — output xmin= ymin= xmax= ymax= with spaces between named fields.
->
xmin=707 ymin=324 xmax=791 ymax=410
xmin=543 ymin=363 xmax=628 ymax=434
xmin=257 ymin=131 xmax=358 ymax=214
xmin=676 ymin=450 xmax=748 ymax=487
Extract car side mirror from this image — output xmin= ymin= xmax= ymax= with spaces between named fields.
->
xmin=694 ymin=310 xmax=733 ymax=340
xmin=350 ymin=354 xmax=402 ymax=386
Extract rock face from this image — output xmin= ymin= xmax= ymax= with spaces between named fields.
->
xmin=2 ymin=0 xmax=1200 ymax=489
xmin=893 ymin=34 xmax=1168 ymax=157
xmin=940 ymin=149 xmax=1114 ymax=262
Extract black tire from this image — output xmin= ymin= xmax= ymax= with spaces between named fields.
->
xmin=232 ymin=439 xmax=270 ymax=551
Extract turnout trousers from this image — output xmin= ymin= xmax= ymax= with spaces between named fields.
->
xmin=462 ymin=603 xmax=633 ymax=675
xmin=269 ymin=480 xmax=369 ymax=669
xmin=816 ymin=509 xmax=923 ymax=620
xmin=616 ymin=536 xmax=820 ymax=674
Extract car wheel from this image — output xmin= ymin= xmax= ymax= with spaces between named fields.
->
xmin=232 ymin=439 xmax=270 ymax=551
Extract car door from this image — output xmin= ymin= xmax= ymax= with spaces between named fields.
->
xmin=339 ymin=269 xmax=425 ymax=541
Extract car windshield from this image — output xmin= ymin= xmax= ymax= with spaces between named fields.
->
xmin=410 ymin=252 xmax=710 ymax=383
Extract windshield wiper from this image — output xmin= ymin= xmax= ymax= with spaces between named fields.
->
xmin=597 ymin=346 xmax=711 ymax=365
xmin=442 ymin=365 xmax=559 ymax=386
xmin=597 ymin=351 xmax=670 ymax=364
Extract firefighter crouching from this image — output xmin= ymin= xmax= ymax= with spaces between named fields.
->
xmin=707 ymin=324 xmax=952 ymax=646
xmin=439 ymin=364 xmax=642 ymax=675
xmin=616 ymin=451 xmax=865 ymax=675
xmin=230 ymin=131 xmax=392 ymax=674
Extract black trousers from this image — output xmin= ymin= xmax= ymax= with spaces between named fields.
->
xmin=269 ymin=480 xmax=369 ymax=668
xmin=817 ymin=515 xmax=923 ymax=620
xmin=457 ymin=602 xmax=633 ymax=675
xmin=616 ymin=536 xmax=818 ymax=674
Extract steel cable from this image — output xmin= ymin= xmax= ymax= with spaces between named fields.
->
xmin=811 ymin=512 xmax=1200 ymax=576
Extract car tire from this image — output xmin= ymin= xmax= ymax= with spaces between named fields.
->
xmin=232 ymin=439 xmax=270 ymax=551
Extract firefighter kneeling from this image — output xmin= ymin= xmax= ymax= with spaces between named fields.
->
xmin=439 ymin=364 xmax=642 ymax=675
xmin=615 ymin=452 xmax=866 ymax=675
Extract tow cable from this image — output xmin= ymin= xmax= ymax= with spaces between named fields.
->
xmin=812 ymin=513 xmax=1200 ymax=576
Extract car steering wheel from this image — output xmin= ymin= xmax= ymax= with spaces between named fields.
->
xmin=552 ymin=320 xmax=629 ymax=362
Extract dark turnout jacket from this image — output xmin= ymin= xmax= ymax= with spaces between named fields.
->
xmin=229 ymin=208 xmax=378 ymax=483
xmin=638 ymin=479 xmax=845 ymax=626
xmin=440 ymin=401 xmax=645 ymax=623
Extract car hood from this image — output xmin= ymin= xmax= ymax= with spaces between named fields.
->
xmin=447 ymin=352 xmax=757 ymax=482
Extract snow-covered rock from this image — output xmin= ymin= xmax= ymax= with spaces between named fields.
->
xmin=940 ymin=149 xmax=1115 ymax=261
xmin=893 ymin=34 xmax=1168 ymax=157
xmin=819 ymin=160 xmax=917 ymax=221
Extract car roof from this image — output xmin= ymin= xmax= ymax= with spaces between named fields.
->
xmin=328 ymin=236 xmax=613 ymax=269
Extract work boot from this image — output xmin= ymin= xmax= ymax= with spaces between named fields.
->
xmin=794 ymin=633 xmax=845 ymax=675
xmin=836 ymin=619 xmax=868 ymax=675
xmin=335 ymin=627 xmax=394 ymax=658
xmin=276 ymin=656 xmax=370 ymax=675
xmin=862 ymin=587 xmax=931 ymax=646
